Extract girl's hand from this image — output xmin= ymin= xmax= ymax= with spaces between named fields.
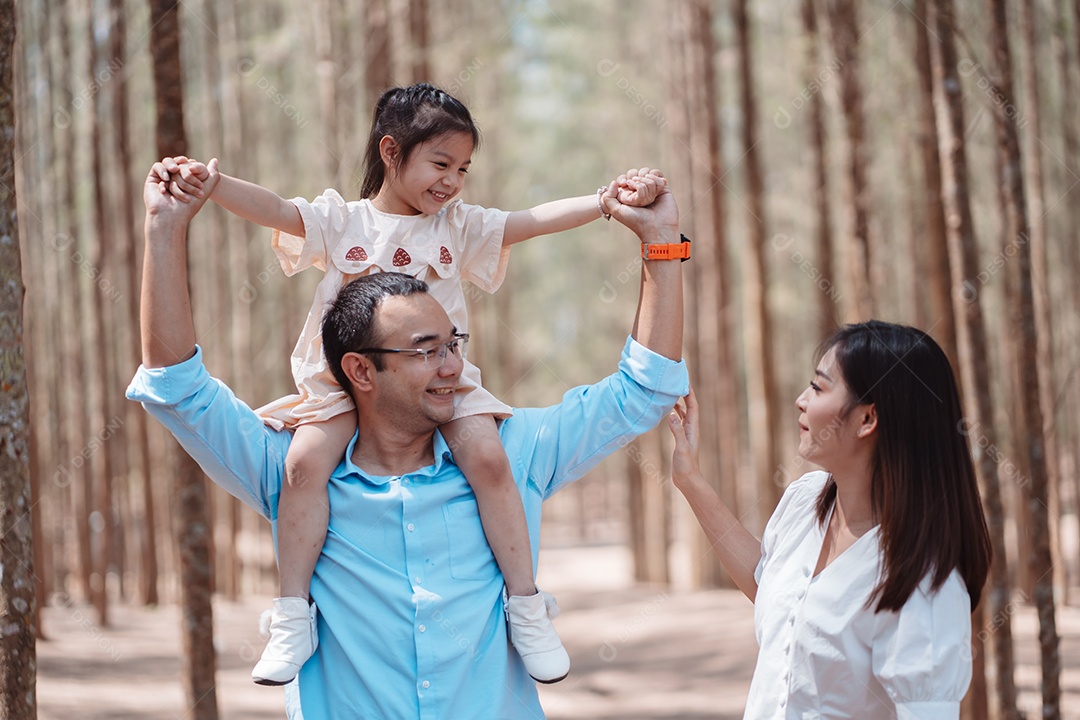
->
xmin=667 ymin=387 xmax=702 ymax=489
xmin=159 ymin=156 xmax=210 ymax=201
xmin=615 ymin=168 xmax=667 ymax=207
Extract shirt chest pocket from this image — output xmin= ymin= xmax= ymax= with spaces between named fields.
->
xmin=442 ymin=499 xmax=499 ymax=581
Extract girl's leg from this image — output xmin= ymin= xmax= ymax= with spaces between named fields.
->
xmin=442 ymin=414 xmax=570 ymax=683
xmin=253 ymin=412 xmax=356 ymax=686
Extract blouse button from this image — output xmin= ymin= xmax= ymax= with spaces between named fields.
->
xmin=788 ymin=614 xmax=795 ymax=626
xmin=802 ymin=566 xmax=811 ymax=577
xmin=796 ymin=588 xmax=805 ymax=599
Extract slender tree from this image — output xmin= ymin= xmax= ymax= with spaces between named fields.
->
xmin=148 ymin=0 xmax=219 ymax=716
xmin=913 ymin=0 xmax=958 ymax=369
xmin=0 ymin=0 xmax=37 ymax=715
xmin=735 ymin=0 xmax=782 ymax=520
xmin=803 ymin=0 xmax=837 ymax=339
xmin=409 ymin=0 xmax=430 ymax=83
xmin=825 ymin=0 xmax=874 ymax=320
xmin=986 ymin=0 xmax=1061 ymax=715
xmin=364 ymin=0 xmax=392 ymax=109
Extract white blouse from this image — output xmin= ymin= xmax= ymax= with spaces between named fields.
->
xmin=746 ymin=471 xmax=972 ymax=720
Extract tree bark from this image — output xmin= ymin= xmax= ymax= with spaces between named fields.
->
xmin=825 ymin=0 xmax=874 ymax=320
xmin=409 ymin=0 xmax=430 ymax=83
xmin=0 ymin=0 xmax=38 ymax=714
xmin=627 ymin=435 xmax=671 ymax=584
xmin=802 ymin=0 xmax=838 ymax=339
xmin=985 ymin=0 xmax=1061 ymax=715
xmin=913 ymin=0 xmax=958 ymax=369
xmin=929 ymin=3 xmax=1020 ymax=715
xmin=149 ymin=0 xmax=219 ymax=716
xmin=86 ymin=0 xmax=114 ymax=629
xmin=364 ymin=0 xmax=392 ymax=109
xmin=111 ymin=0 xmax=158 ymax=608
xmin=1020 ymin=0 xmax=1066 ymax=603
xmin=734 ymin=0 xmax=782 ymax=524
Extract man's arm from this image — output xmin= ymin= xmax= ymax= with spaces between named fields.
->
xmin=602 ymin=181 xmax=683 ymax=361
xmin=141 ymin=158 xmax=220 ymax=367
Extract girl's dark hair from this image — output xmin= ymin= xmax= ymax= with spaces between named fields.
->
xmin=359 ymin=83 xmax=481 ymax=199
xmin=814 ymin=320 xmax=991 ymax=612
xmin=321 ymin=272 xmax=429 ymax=393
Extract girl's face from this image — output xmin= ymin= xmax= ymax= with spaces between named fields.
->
xmin=379 ymin=131 xmax=474 ymax=216
xmin=795 ymin=347 xmax=866 ymax=469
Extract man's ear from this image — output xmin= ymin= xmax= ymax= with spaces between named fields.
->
xmin=855 ymin=404 xmax=878 ymax=439
xmin=378 ymin=135 xmax=399 ymax=171
xmin=341 ymin=352 xmax=376 ymax=395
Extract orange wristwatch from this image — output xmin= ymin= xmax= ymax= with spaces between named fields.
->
xmin=641 ymin=234 xmax=691 ymax=261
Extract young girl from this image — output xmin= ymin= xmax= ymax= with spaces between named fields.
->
xmin=166 ymin=82 xmax=665 ymax=687
xmin=668 ymin=321 xmax=992 ymax=718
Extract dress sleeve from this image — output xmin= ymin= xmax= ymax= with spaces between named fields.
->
xmin=871 ymin=572 xmax=972 ymax=720
xmin=271 ymin=188 xmax=351 ymax=276
xmin=446 ymin=201 xmax=511 ymax=293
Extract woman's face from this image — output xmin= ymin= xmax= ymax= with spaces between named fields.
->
xmin=795 ymin=346 xmax=864 ymax=469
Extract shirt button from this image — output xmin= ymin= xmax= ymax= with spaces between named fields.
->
xmin=788 ymin=615 xmax=795 ymax=625
xmin=418 ymin=624 xmax=427 ymax=633
xmin=407 ymin=523 xmax=415 ymax=531
xmin=796 ymin=588 xmax=805 ymax=599
xmin=414 ymin=577 xmax=422 ymax=585
xmin=421 ymin=680 xmax=430 ymax=689
xmin=803 ymin=566 xmax=811 ymax=577
xmin=780 ymin=698 xmax=787 ymax=707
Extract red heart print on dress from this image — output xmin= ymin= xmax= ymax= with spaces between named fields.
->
xmin=345 ymin=246 xmax=368 ymax=261
xmin=392 ymin=248 xmax=412 ymax=266
xmin=439 ymin=246 xmax=453 ymax=264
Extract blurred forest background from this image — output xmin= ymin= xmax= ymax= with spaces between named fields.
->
xmin=3 ymin=0 xmax=1080 ymax=717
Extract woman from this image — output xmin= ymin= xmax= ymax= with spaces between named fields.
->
xmin=669 ymin=320 xmax=991 ymax=719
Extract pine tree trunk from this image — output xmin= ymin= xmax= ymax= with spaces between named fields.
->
xmin=986 ymin=0 xmax=1061 ymax=715
xmin=735 ymin=0 xmax=782 ymax=522
xmin=409 ymin=0 xmax=430 ymax=83
xmin=364 ymin=0 xmax=392 ymax=108
xmin=0 ymin=0 xmax=37 ymax=714
xmin=627 ymin=435 xmax=670 ymax=584
xmin=929 ymin=2 xmax=1020 ymax=715
xmin=149 ymin=0 xmax=219 ymax=716
xmin=86 ymin=0 xmax=114 ymax=629
xmin=1058 ymin=0 xmax=1080 ymax=601
xmin=110 ymin=0 xmax=159 ymax=608
xmin=315 ymin=0 xmax=339 ymax=181
xmin=825 ymin=0 xmax=874 ymax=320
xmin=802 ymin=0 xmax=838 ymax=339
xmin=1020 ymin=0 xmax=1066 ymax=603
xmin=913 ymin=0 xmax=958 ymax=369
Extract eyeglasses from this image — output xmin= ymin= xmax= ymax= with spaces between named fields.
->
xmin=358 ymin=333 xmax=469 ymax=368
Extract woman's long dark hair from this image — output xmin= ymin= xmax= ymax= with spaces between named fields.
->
xmin=814 ymin=320 xmax=992 ymax=612
xmin=359 ymin=83 xmax=481 ymax=200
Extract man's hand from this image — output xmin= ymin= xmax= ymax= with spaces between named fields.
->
xmin=144 ymin=156 xmax=220 ymax=224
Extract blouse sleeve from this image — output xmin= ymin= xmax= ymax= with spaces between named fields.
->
xmin=270 ymin=188 xmax=350 ymax=276
xmin=871 ymin=572 xmax=972 ymax=720
xmin=446 ymin=201 xmax=511 ymax=293
xmin=754 ymin=471 xmax=827 ymax=584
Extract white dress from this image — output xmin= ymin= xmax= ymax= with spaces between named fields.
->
xmin=256 ymin=190 xmax=513 ymax=430
xmin=746 ymin=471 xmax=973 ymax=719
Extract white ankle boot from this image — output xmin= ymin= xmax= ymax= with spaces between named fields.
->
xmin=505 ymin=588 xmax=570 ymax=683
xmin=252 ymin=597 xmax=318 ymax=686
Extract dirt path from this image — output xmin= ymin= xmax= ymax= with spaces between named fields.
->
xmin=37 ymin=546 xmax=1080 ymax=719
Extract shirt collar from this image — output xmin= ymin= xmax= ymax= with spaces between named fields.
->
xmin=338 ymin=429 xmax=455 ymax=486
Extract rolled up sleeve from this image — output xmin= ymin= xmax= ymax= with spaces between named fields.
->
xmin=125 ymin=346 xmax=289 ymax=519
xmin=508 ymin=336 xmax=689 ymax=499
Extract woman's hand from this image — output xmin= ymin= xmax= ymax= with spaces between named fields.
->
xmin=668 ymin=387 xmax=701 ymax=489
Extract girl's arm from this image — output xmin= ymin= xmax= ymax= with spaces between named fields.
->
xmin=159 ymin=157 xmax=304 ymax=236
xmin=502 ymin=194 xmax=600 ymax=247
xmin=668 ymin=389 xmax=762 ymax=601
xmin=211 ymin=172 xmax=304 ymax=237
xmin=502 ymin=169 xmax=666 ymax=247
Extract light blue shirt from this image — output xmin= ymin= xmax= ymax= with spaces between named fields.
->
xmin=126 ymin=337 xmax=688 ymax=719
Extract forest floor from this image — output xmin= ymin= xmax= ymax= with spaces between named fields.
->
xmin=37 ymin=545 xmax=1080 ymax=719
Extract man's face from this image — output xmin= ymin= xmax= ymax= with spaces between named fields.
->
xmin=365 ymin=294 xmax=463 ymax=433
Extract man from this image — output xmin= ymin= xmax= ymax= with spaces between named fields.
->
xmin=128 ymin=158 xmax=688 ymax=719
